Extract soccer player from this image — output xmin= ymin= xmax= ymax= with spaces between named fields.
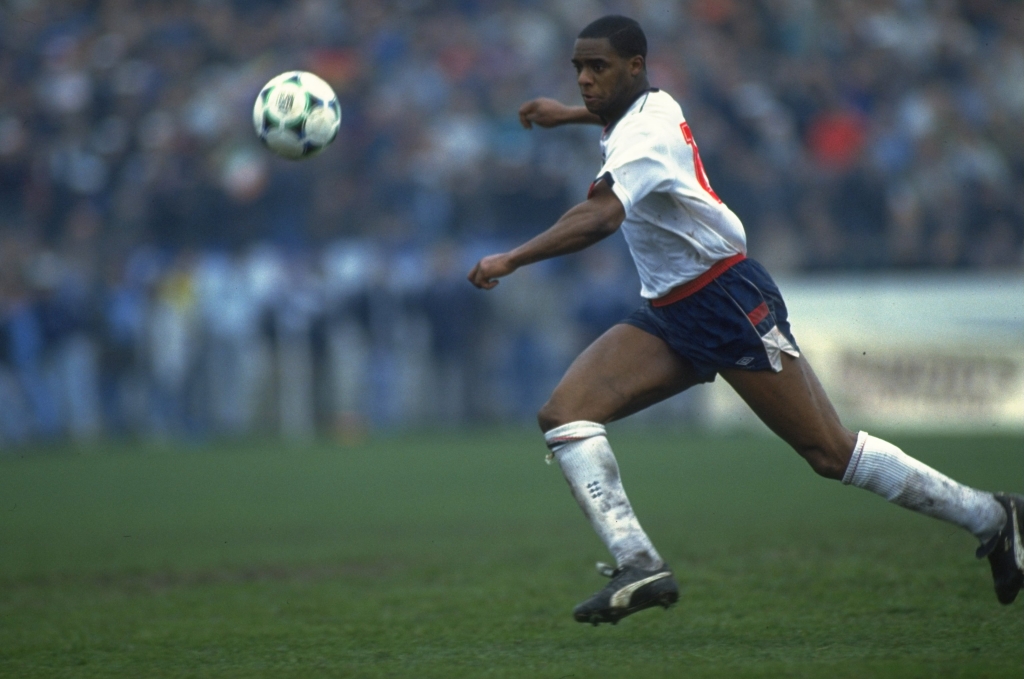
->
xmin=467 ymin=15 xmax=1023 ymax=625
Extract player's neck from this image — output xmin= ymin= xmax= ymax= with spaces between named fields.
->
xmin=602 ymin=79 xmax=652 ymax=125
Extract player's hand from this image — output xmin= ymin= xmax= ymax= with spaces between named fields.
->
xmin=467 ymin=253 xmax=517 ymax=290
xmin=518 ymin=98 xmax=571 ymax=129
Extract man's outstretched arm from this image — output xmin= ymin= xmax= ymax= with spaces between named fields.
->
xmin=467 ymin=180 xmax=624 ymax=290
xmin=519 ymin=98 xmax=604 ymax=128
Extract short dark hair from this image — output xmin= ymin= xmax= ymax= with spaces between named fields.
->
xmin=578 ymin=15 xmax=647 ymax=60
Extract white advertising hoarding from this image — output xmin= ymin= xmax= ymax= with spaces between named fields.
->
xmin=703 ymin=273 xmax=1024 ymax=432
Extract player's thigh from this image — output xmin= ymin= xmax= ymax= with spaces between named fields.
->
xmin=539 ymin=323 xmax=702 ymax=431
xmin=720 ymin=354 xmax=856 ymax=478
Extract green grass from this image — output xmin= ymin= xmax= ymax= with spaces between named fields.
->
xmin=0 ymin=429 xmax=1021 ymax=678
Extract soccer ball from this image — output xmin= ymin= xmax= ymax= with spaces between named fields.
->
xmin=252 ymin=71 xmax=341 ymax=160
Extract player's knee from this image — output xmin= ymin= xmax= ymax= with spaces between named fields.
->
xmin=537 ymin=396 xmax=585 ymax=433
xmin=798 ymin=443 xmax=850 ymax=480
xmin=537 ymin=401 xmax=566 ymax=433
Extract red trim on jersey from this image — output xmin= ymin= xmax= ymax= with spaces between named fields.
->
xmin=650 ymin=254 xmax=746 ymax=308
xmin=747 ymin=301 xmax=770 ymax=326
xmin=587 ymin=172 xmax=614 ymax=199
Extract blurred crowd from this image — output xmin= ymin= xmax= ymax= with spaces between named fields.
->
xmin=0 ymin=0 xmax=1021 ymax=443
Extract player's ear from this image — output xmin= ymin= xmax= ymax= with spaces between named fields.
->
xmin=629 ymin=55 xmax=645 ymax=76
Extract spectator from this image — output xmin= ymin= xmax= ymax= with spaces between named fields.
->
xmin=0 ymin=0 xmax=1020 ymax=444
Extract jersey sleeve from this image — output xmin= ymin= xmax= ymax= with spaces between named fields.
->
xmin=597 ymin=122 xmax=676 ymax=214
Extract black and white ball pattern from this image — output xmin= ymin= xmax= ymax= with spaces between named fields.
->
xmin=253 ymin=71 xmax=341 ymax=160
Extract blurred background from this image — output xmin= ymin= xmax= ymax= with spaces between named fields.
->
xmin=0 ymin=0 xmax=1021 ymax=446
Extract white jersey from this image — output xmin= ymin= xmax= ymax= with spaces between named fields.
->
xmin=597 ymin=89 xmax=746 ymax=299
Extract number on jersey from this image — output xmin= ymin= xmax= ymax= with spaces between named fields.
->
xmin=680 ymin=122 xmax=721 ymax=203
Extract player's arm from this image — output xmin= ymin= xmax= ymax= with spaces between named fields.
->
xmin=519 ymin=98 xmax=604 ymax=128
xmin=467 ymin=180 xmax=624 ymax=290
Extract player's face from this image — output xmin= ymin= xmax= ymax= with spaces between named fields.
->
xmin=571 ymin=38 xmax=644 ymax=118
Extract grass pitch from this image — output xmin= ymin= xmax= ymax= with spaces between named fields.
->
xmin=1 ymin=429 xmax=1021 ymax=678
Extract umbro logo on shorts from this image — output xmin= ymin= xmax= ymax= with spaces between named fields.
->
xmin=735 ymin=357 xmax=754 ymax=366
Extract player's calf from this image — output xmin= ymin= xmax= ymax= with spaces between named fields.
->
xmin=842 ymin=433 xmax=1007 ymax=543
xmin=544 ymin=421 xmax=664 ymax=571
xmin=795 ymin=440 xmax=854 ymax=480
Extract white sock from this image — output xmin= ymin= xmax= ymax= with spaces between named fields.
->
xmin=545 ymin=421 xmax=664 ymax=570
xmin=842 ymin=431 xmax=1005 ymax=543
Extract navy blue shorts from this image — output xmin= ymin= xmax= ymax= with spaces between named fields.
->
xmin=622 ymin=258 xmax=800 ymax=383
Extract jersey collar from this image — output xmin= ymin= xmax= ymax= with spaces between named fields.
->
xmin=602 ymin=87 xmax=660 ymax=136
